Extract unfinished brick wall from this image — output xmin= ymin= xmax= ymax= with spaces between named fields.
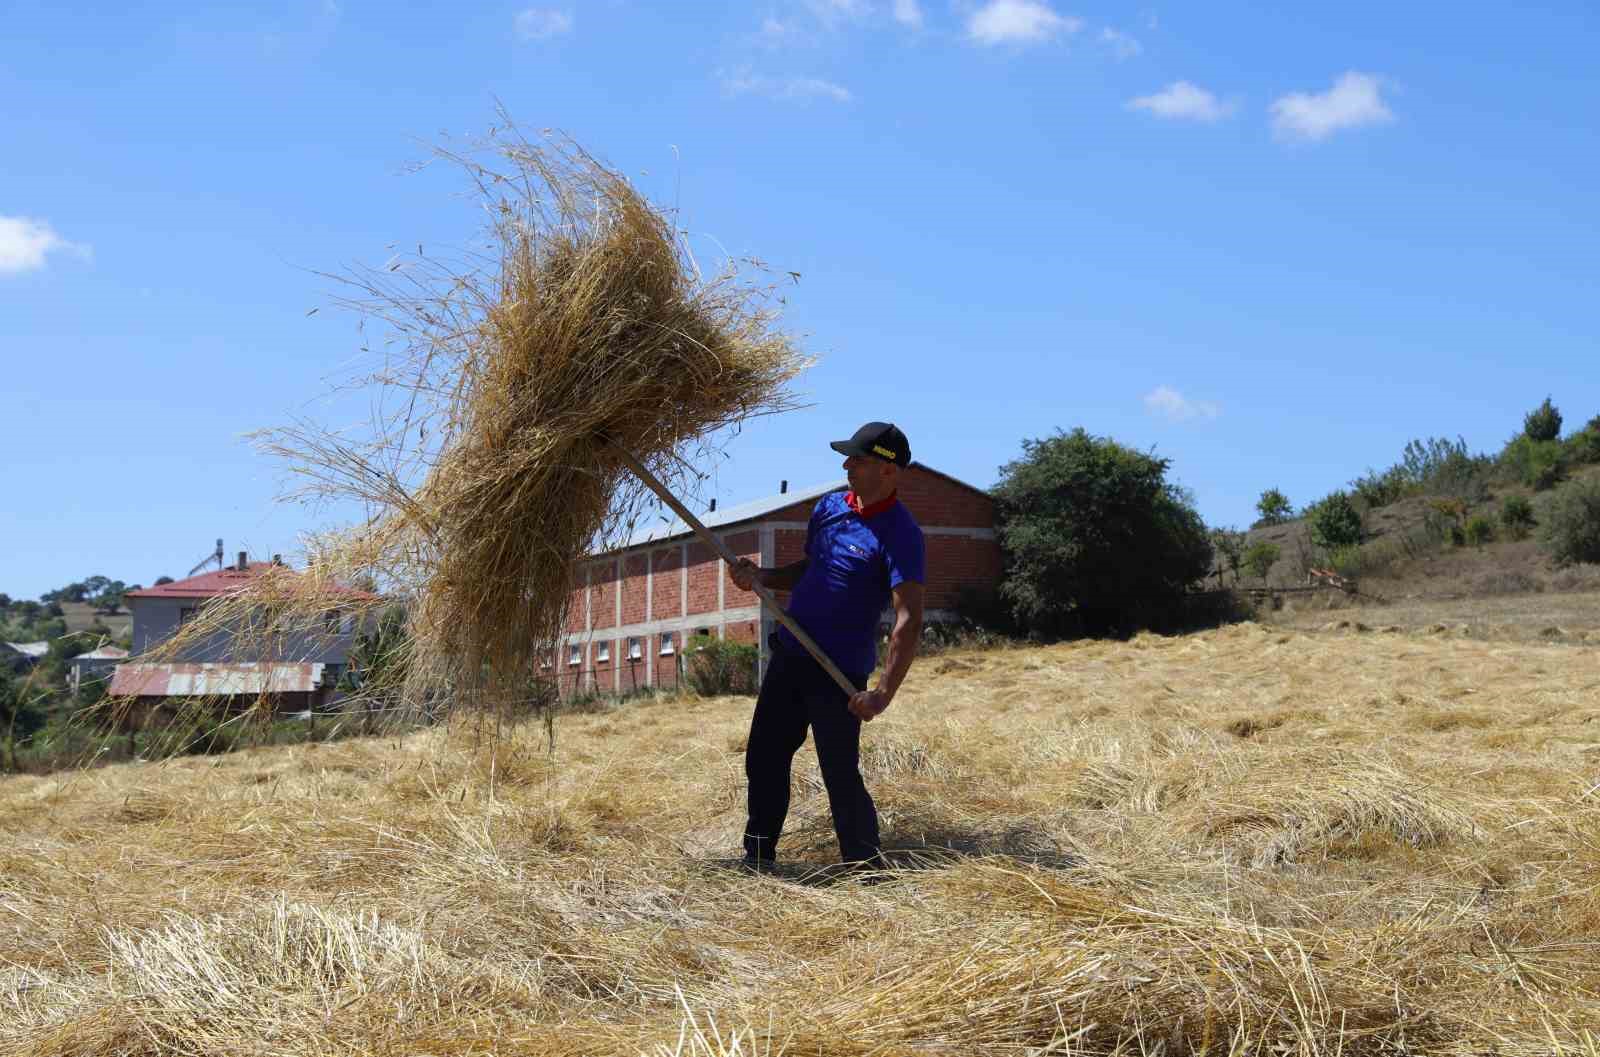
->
xmin=722 ymin=530 xmax=760 ymax=610
xmin=897 ymin=467 xmax=994 ymax=528
xmin=590 ymin=560 xmax=618 ymax=630
xmin=686 ymin=541 xmax=719 ymax=616
xmin=557 ymin=465 xmax=1001 ymax=697
xmin=924 ymin=535 xmax=1004 ymax=611
xmin=620 ymin=554 xmax=648 ymax=625
xmin=651 ymin=546 xmax=683 ymax=619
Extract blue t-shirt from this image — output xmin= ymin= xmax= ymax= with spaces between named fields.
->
xmin=776 ymin=490 xmax=925 ymax=680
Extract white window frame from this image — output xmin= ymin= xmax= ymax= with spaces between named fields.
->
xmin=568 ymin=644 xmax=581 ymax=667
xmin=596 ymin=641 xmax=610 ymax=663
xmin=627 ymin=636 xmax=642 ymax=660
xmin=659 ymin=631 xmax=675 ymax=655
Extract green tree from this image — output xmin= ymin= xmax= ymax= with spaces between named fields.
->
xmin=992 ymin=428 xmax=1213 ymax=638
xmin=1241 ymin=541 xmax=1280 ymax=582
xmin=0 ymin=669 xmax=48 ymax=762
xmin=1308 ymin=491 xmax=1363 ymax=551
xmin=1524 ymin=396 xmax=1562 ymax=442
xmin=1209 ymin=528 xmax=1246 ymax=585
xmin=1538 ymin=478 xmax=1600 ymax=566
xmin=1501 ymin=435 xmax=1565 ymax=491
xmin=1254 ymin=488 xmax=1293 ymax=526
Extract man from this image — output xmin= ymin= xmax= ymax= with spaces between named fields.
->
xmin=730 ymin=421 xmax=926 ymax=871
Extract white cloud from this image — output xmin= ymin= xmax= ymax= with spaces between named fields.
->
xmin=0 ymin=216 xmax=90 ymax=275
xmin=967 ymin=0 xmax=1081 ymax=46
xmin=721 ymin=69 xmax=853 ymax=103
xmin=1144 ymin=386 xmax=1219 ymax=422
xmin=892 ymin=0 xmax=924 ymax=27
xmin=1099 ymin=27 xmax=1141 ymax=59
xmin=514 ymin=8 xmax=572 ymax=41
xmin=1126 ymin=81 xmax=1234 ymax=122
xmin=1269 ymin=71 xmax=1393 ymax=142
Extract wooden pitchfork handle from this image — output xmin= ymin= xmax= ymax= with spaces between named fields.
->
xmin=607 ymin=443 xmax=860 ymax=697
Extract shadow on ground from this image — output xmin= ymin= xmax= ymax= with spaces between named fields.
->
xmin=699 ymin=822 xmax=1081 ymax=886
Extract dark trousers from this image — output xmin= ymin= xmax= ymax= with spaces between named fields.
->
xmin=743 ymin=647 xmax=881 ymax=864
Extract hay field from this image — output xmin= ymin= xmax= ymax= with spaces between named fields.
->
xmin=4 ymin=622 xmax=1599 ymax=1055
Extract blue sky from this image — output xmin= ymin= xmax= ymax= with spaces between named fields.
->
xmin=3 ymin=0 xmax=1597 ymax=599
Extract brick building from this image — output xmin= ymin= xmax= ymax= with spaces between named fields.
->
xmin=554 ymin=463 xmax=1001 ymax=695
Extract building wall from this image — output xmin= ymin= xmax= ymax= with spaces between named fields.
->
xmin=130 ymin=597 xmax=357 ymax=665
xmin=555 ymin=469 xmax=999 ymax=696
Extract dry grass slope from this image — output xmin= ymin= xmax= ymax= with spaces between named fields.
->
xmin=5 ymin=622 xmax=1600 ymax=1055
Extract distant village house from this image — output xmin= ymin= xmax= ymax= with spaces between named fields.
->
xmin=109 ymin=552 xmax=370 ymax=713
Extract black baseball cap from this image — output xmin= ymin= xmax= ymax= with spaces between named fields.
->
xmin=830 ymin=421 xmax=911 ymax=468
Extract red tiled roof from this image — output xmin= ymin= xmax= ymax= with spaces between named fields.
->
xmin=125 ymin=563 xmax=375 ymax=601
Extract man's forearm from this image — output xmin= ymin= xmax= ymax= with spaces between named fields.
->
xmin=757 ymin=559 xmax=808 ymax=592
xmin=874 ymin=610 xmax=922 ymax=702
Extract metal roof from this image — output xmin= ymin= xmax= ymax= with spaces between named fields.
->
xmin=615 ymin=478 xmax=846 ymax=550
xmin=2 ymin=642 xmax=49 ymax=659
xmin=125 ymin=563 xmax=375 ymax=601
xmin=109 ymin=662 xmax=327 ymax=697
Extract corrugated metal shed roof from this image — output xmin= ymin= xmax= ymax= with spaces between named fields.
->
xmin=110 ymin=662 xmax=326 ymax=697
xmin=617 ymin=478 xmax=846 ymax=550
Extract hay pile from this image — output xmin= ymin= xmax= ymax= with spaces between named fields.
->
xmin=9 ymin=621 xmax=1600 ymax=1054
xmin=127 ymin=121 xmax=805 ymax=723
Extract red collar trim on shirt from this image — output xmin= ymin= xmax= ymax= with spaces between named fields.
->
xmin=844 ymin=490 xmax=899 ymax=519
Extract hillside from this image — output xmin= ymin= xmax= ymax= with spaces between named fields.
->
xmin=1242 ymin=463 xmax=1600 ymax=603
xmin=4 ymin=621 xmax=1599 ymax=1055
xmin=57 ymin=601 xmax=131 ymax=641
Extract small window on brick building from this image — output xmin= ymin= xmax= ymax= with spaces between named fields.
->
xmin=627 ymin=637 xmax=642 ymax=660
xmin=660 ymin=631 xmax=675 ymax=655
xmin=568 ymin=644 xmax=581 ymax=666
xmin=596 ymin=641 xmax=610 ymax=663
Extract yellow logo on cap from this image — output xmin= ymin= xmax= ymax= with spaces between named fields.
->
xmin=871 ymin=445 xmax=897 ymax=460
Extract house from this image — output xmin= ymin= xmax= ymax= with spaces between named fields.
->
xmin=69 ymin=645 xmax=128 ymax=694
xmin=554 ymin=463 xmax=1002 ymax=696
xmin=1 ymin=641 xmax=49 ymax=674
xmin=109 ymin=553 xmax=371 ymax=711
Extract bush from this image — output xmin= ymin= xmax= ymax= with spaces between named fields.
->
xmin=1307 ymin=491 xmax=1363 ymax=551
xmin=1241 ymin=541 xmax=1280 ymax=581
xmin=1349 ymin=466 xmax=1413 ymax=509
xmin=1254 ymin=488 xmax=1293 ymax=527
xmin=1464 ymin=515 xmax=1495 ymax=547
xmin=993 ymin=429 xmax=1213 ymax=638
xmin=1500 ymin=435 xmax=1565 ymax=491
xmin=1327 ymin=544 xmax=1363 ymax=578
xmin=1500 ymin=495 xmax=1536 ymax=539
xmin=1397 ymin=436 xmax=1492 ymax=501
xmin=1524 ymin=396 xmax=1562 ymax=443
xmin=684 ymin=634 xmax=758 ymax=696
xmin=1538 ymin=477 xmax=1600 ymax=566
xmin=1565 ymin=423 xmax=1600 ymax=465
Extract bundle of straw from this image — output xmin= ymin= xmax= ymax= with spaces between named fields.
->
xmin=128 ymin=120 xmax=806 ymax=727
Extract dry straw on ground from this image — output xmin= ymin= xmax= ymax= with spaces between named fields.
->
xmin=8 ymin=619 xmax=1600 ymax=1054
xmin=121 ymin=119 xmax=805 ymax=728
